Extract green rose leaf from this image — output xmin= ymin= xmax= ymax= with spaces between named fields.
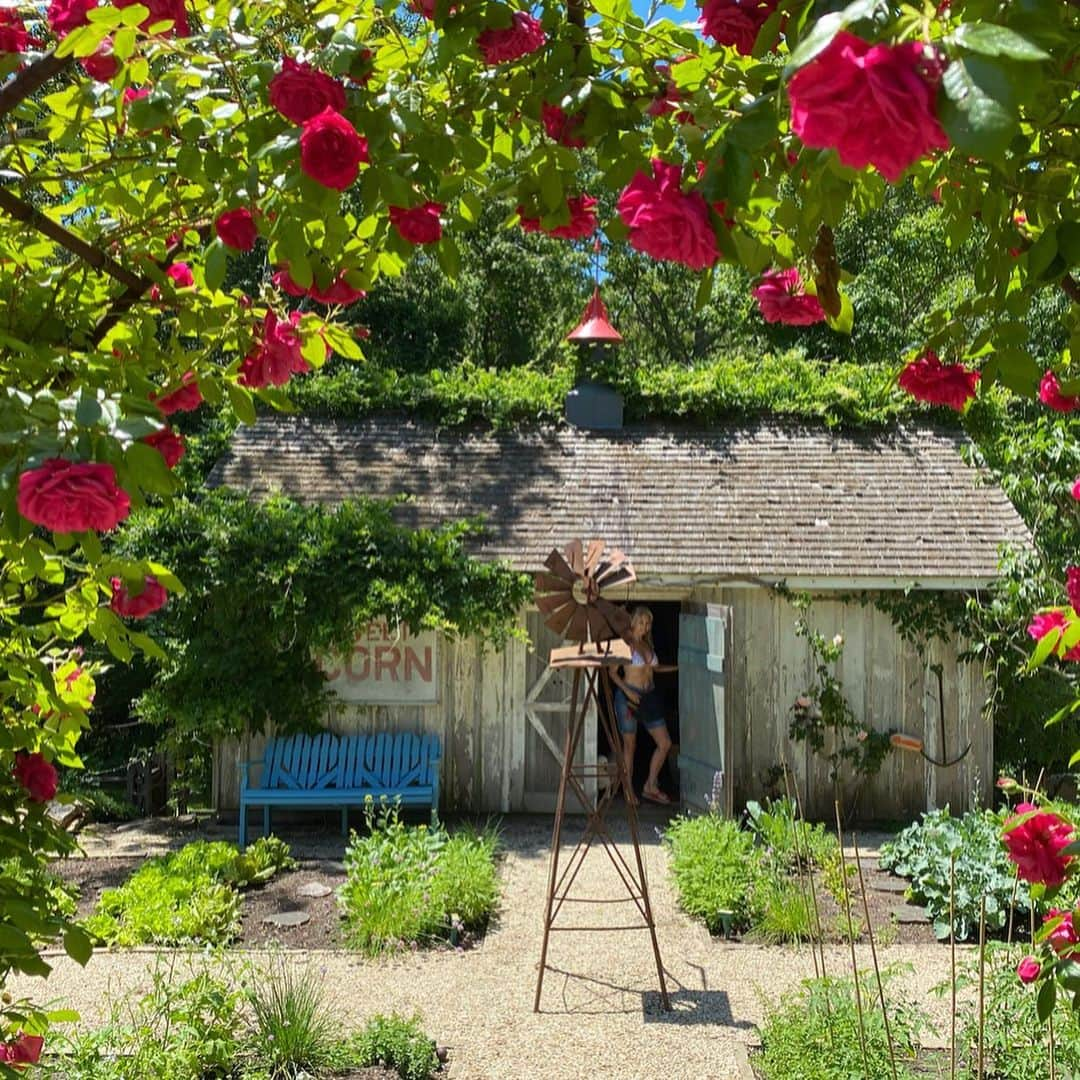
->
xmin=939 ymin=57 xmax=1019 ymax=161
xmin=952 ymin=23 xmax=1050 ymax=62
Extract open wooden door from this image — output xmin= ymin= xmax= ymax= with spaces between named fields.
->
xmin=678 ymin=602 xmax=733 ymax=815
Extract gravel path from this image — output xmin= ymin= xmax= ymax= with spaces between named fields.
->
xmin=14 ymin=815 xmax=967 ymax=1080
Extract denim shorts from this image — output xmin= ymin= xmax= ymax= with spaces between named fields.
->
xmin=613 ymin=688 xmax=665 ymax=735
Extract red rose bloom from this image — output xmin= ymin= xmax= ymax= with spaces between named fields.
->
xmin=18 ymin=459 xmax=131 ymax=532
xmin=149 ymin=261 xmax=194 ymax=301
xmin=80 ymin=40 xmax=121 ymax=81
xmin=1004 ymin=802 xmax=1074 ymax=887
xmin=1028 ymin=610 xmax=1080 ymax=662
xmin=115 ymin=0 xmax=189 ymax=36
xmin=519 ymin=195 xmax=598 ymax=241
xmin=617 ymin=159 xmax=719 ymax=271
xmin=542 ymin=103 xmax=586 ymax=148
xmin=239 ymin=311 xmax=311 ymax=388
xmin=141 ymin=427 xmax=185 ymax=468
xmin=272 ymin=267 xmax=309 ymax=297
xmin=1044 ymin=909 xmax=1080 ymax=955
xmin=0 ymin=1034 xmax=44 ymax=1065
xmin=12 ymin=753 xmax=59 ymax=803
xmin=752 ymin=268 xmax=826 ymax=326
xmin=1067 ymin=567 xmax=1080 ymax=615
xmin=1040 ymin=371 xmax=1079 ymax=413
xmin=0 ymin=10 xmax=31 ymax=53
xmin=308 ymin=271 xmax=366 ymax=305
xmin=411 ymin=0 xmax=454 ymax=17
xmin=215 ymin=208 xmax=258 ymax=251
xmin=48 ymin=0 xmax=95 ymax=36
xmin=389 ymin=202 xmax=445 ymax=245
xmin=110 ymin=574 xmax=168 ymax=619
xmin=1072 ymin=477 xmax=1080 ymax=501
xmin=897 ymin=350 xmax=980 ymax=411
xmin=788 ymin=32 xmax=949 ymax=183
xmin=1017 ymin=956 xmax=1041 ymax=984
xmin=269 ymin=57 xmax=346 ymax=125
xmin=153 ymin=370 xmax=203 ymax=415
xmin=299 ymin=107 xmax=368 ymax=191
xmin=477 ymin=11 xmax=546 ymax=65
xmin=699 ymin=0 xmax=778 ymax=55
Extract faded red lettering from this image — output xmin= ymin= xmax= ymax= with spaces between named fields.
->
xmin=404 ymin=646 xmax=432 ymax=682
xmin=347 ymin=645 xmax=370 ymax=682
xmin=374 ymin=645 xmax=400 ymax=680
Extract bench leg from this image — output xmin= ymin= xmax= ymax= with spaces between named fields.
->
xmin=239 ymin=805 xmax=246 ymax=849
xmin=263 ymin=805 xmax=270 ymax=839
xmin=341 ymin=806 xmax=348 ymax=836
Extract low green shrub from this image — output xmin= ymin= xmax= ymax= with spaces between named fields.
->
xmin=349 ymin=1014 xmax=441 ymax=1080
xmin=84 ymin=837 xmax=293 ymax=946
xmin=951 ymin=943 xmax=1080 ymax=1079
xmin=664 ymin=812 xmax=761 ymax=932
xmin=879 ymin=807 xmax=1031 ymax=941
xmin=747 ymin=875 xmax=813 ymax=944
xmin=338 ymin=803 xmax=500 ymax=955
xmin=745 ymin=798 xmax=837 ymax=872
xmin=756 ymin=968 xmax=926 ymax=1080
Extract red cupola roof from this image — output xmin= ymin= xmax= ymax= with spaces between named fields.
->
xmin=566 ymin=286 xmax=622 ymax=344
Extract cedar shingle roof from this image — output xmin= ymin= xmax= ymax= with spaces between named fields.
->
xmin=209 ymin=416 xmax=1032 ymax=585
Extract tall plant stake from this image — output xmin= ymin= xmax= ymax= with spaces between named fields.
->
xmin=786 ymin=752 xmax=829 ymax=986
xmin=834 ymin=800 xmax=869 ymax=1077
xmin=782 ymin=761 xmax=818 ymax=978
xmin=950 ymin=852 xmax=957 ymax=1080
xmin=977 ymin=893 xmax=987 ymax=1080
xmin=853 ymin=835 xmax=898 ymax=1080
xmin=1050 ymin=1012 xmax=1057 ymax=1080
xmin=1006 ymin=866 xmax=1020 ymax=947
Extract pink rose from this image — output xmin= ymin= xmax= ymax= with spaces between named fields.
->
xmin=752 ymin=268 xmax=826 ymax=326
xmin=1017 ymin=956 xmax=1041 ymax=984
xmin=269 ymin=57 xmax=346 ymax=125
xmin=0 ymin=1034 xmax=44 ymax=1065
xmin=12 ymin=753 xmax=58 ymax=803
xmin=1072 ymin=477 xmax=1080 ymax=501
xmin=519 ymin=194 xmax=597 ymax=241
xmin=239 ymin=311 xmax=311 ymax=388
xmin=699 ymin=0 xmax=778 ymax=56
xmin=215 ymin=208 xmax=258 ymax=251
xmin=299 ymin=107 xmax=368 ymax=191
xmin=115 ymin=0 xmax=189 ymax=36
xmin=80 ymin=39 xmax=121 ymax=82
xmin=542 ymin=103 xmax=586 ymax=148
xmin=389 ymin=202 xmax=445 ymax=245
xmin=152 ymin=370 xmax=203 ymax=415
xmin=617 ymin=159 xmax=719 ymax=271
xmin=1044 ymin=909 xmax=1080 ymax=955
xmin=1027 ymin=610 xmax=1080 ymax=661
xmin=141 ymin=427 xmax=185 ymax=469
xmin=897 ymin=350 xmax=980 ymax=411
xmin=1040 ymin=371 xmax=1079 ymax=413
xmin=272 ymin=267 xmax=309 ymax=297
xmin=110 ymin=575 xmax=168 ymax=619
xmin=308 ymin=271 xmax=367 ymax=305
xmin=1068 ymin=567 xmax=1080 ymax=615
xmin=0 ymin=10 xmax=32 ymax=53
xmin=788 ymin=32 xmax=949 ymax=183
xmin=149 ymin=261 xmax=194 ymax=301
xmin=47 ymin=0 xmax=95 ymax=36
xmin=1003 ymin=802 xmax=1073 ymax=887
xmin=18 ymin=459 xmax=131 ymax=532
xmin=476 ymin=11 xmax=546 ymax=65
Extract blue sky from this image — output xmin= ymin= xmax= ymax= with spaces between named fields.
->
xmin=630 ymin=0 xmax=696 ymax=30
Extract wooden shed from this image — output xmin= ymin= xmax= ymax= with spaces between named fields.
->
xmin=209 ymin=416 xmax=1032 ymax=822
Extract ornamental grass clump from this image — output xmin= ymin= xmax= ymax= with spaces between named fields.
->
xmin=349 ymin=1013 xmax=441 ymax=1080
xmin=338 ymin=802 xmax=500 ymax=955
xmin=85 ymin=837 xmax=294 ymax=946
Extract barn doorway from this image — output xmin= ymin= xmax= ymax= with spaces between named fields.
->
xmin=598 ymin=600 xmax=681 ymax=801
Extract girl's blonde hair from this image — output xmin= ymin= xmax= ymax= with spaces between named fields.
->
xmin=629 ymin=605 xmax=654 ymax=653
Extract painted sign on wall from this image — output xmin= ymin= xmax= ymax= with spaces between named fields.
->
xmin=322 ymin=620 xmax=439 ymax=704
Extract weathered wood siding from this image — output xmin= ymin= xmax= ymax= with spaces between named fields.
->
xmin=213 ymin=631 xmax=528 ymax=814
xmin=692 ymin=587 xmax=991 ymax=822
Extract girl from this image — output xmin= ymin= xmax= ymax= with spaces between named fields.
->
xmin=610 ymin=606 xmax=676 ymax=805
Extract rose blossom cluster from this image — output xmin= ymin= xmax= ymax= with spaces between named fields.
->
xmin=389 ymin=203 xmax=445 ymax=245
xmin=1003 ymin=803 xmax=1073 ymax=887
xmin=752 ymin=268 xmax=825 ymax=326
xmin=274 ymin=266 xmax=366 ymax=306
xmin=699 ymin=0 xmax=778 ymax=56
xmin=110 ymin=575 xmax=168 ymax=619
xmin=239 ymin=311 xmax=315 ymax=389
xmin=1039 ymin=371 xmax=1079 ymax=414
xmin=897 ymin=350 xmax=980 ymax=412
xmin=269 ymin=58 xmax=367 ymax=191
xmin=519 ymin=195 xmax=598 ymax=241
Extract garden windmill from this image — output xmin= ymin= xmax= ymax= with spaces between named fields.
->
xmin=532 ymin=538 xmax=670 ymax=1012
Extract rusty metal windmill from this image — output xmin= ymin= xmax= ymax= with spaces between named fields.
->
xmin=532 ymin=538 xmax=670 ymax=1012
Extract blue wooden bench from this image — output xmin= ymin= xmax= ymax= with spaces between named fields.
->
xmin=238 ymin=731 xmax=441 ymax=847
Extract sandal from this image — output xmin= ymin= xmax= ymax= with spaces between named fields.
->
xmin=641 ymin=788 xmax=672 ymax=805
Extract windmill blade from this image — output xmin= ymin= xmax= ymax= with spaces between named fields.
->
xmin=563 ymin=538 xmax=584 ymax=577
xmin=536 ymin=589 xmax=574 ymax=615
xmin=594 ymin=596 xmax=632 ymax=638
xmin=543 ymin=549 xmax=575 ymax=583
xmin=534 ymin=572 xmax=571 ymax=594
xmin=545 ymin=599 xmax=577 ymax=638
xmin=564 ymin=605 xmax=589 ymax=643
xmin=586 ymin=605 xmax=616 ymax=644
xmin=596 ymin=564 xmax=636 ymax=590
xmin=584 ymin=539 xmax=605 ymax=572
